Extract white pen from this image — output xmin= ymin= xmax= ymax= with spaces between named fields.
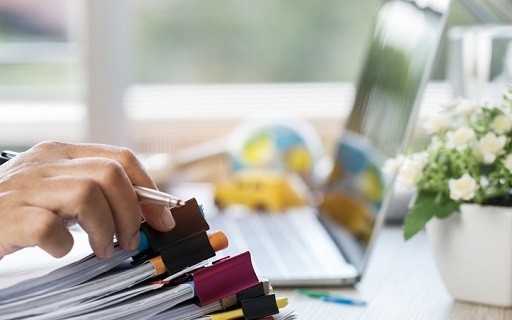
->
xmin=134 ymin=185 xmax=186 ymax=207
xmin=64 ymin=186 xmax=184 ymax=229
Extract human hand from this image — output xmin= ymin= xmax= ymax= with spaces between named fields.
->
xmin=0 ymin=141 xmax=176 ymax=259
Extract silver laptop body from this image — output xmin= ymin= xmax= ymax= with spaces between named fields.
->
xmin=208 ymin=0 xmax=452 ymax=286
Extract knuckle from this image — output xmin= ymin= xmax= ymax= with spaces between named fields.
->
xmin=117 ymin=147 xmax=141 ymax=170
xmin=73 ymin=179 xmax=101 ymax=208
xmin=33 ymin=141 xmax=64 ymax=152
xmin=98 ymin=159 xmax=125 ymax=183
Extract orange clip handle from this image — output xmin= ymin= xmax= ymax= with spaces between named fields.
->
xmin=149 ymin=230 xmax=228 ymax=276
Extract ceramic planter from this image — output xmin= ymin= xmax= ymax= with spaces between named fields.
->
xmin=426 ymin=203 xmax=512 ymax=307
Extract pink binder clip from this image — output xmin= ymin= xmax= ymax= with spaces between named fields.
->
xmin=192 ymin=251 xmax=259 ymax=306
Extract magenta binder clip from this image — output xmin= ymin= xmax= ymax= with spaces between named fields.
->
xmin=192 ymin=251 xmax=259 ymax=306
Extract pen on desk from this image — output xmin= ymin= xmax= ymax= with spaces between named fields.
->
xmin=296 ymin=289 xmax=367 ymax=307
xmin=319 ymin=294 xmax=367 ymax=306
xmin=0 ymin=151 xmax=186 ymax=207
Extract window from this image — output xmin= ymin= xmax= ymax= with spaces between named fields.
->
xmin=0 ymin=0 xmax=487 ymax=156
xmin=126 ymin=0 xmax=379 ymax=155
xmin=0 ymin=0 xmax=81 ymax=101
xmin=0 ymin=0 xmax=83 ymax=149
xmin=131 ymin=0 xmax=378 ymax=84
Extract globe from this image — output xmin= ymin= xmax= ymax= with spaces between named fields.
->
xmin=227 ymin=117 xmax=324 ymax=181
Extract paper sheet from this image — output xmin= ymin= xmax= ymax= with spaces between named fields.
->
xmin=0 ymin=229 xmax=138 ymax=303
xmin=0 ymin=229 xmax=92 ymax=290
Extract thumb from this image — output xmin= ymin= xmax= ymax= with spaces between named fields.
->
xmin=140 ymin=204 xmax=176 ymax=231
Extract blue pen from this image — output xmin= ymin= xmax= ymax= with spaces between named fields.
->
xmin=319 ymin=294 xmax=367 ymax=306
xmin=296 ymin=289 xmax=367 ymax=307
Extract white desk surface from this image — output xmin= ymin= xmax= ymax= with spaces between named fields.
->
xmin=277 ymin=226 xmax=512 ymax=320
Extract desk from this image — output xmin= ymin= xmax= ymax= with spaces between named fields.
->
xmin=277 ymin=226 xmax=512 ymax=319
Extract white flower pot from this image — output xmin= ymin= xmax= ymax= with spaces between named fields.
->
xmin=426 ymin=203 xmax=512 ymax=307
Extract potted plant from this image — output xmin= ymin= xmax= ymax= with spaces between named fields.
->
xmin=384 ymin=87 xmax=512 ymax=307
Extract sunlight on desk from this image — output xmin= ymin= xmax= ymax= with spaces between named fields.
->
xmin=276 ymin=227 xmax=512 ymax=319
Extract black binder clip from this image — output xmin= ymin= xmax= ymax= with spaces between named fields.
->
xmin=135 ymin=198 xmax=216 ymax=274
xmin=240 ymin=294 xmax=280 ymax=320
xmin=221 ymin=279 xmax=271 ymax=309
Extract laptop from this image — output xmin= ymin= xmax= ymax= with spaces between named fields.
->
xmin=204 ymin=0 xmax=452 ymax=286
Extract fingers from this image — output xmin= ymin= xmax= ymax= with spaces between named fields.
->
xmin=62 ymin=143 xmax=176 ymax=231
xmin=18 ymin=177 xmax=116 ymax=258
xmin=65 ymin=143 xmax=153 ymax=186
xmin=41 ymin=158 xmax=142 ymax=250
xmin=32 ymin=211 xmax=75 ymax=258
xmin=0 ymin=204 xmax=74 ymax=258
xmin=0 ymin=141 xmax=176 ymax=259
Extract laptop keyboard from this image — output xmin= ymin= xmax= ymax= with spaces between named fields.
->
xmin=206 ymin=208 xmax=355 ymax=280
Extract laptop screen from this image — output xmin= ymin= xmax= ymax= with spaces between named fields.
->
xmin=320 ymin=0 xmax=451 ymax=274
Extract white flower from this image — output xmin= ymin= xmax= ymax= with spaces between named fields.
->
xmin=382 ymin=154 xmax=406 ymax=175
xmin=454 ymin=98 xmax=479 ymax=118
xmin=411 ymin=152 xmax=429 ymax=168
xmin=449 ymin=173 xmax=478 ymax=201
xmin=474 ymin=132 xmax=506 ymax=164
xmin=503 ymin=154 xmax=512 ymax=174
xmin=440 ymin=97 xmax=461 ymax=112
xmin=396 ymin=153 xmax=428 ymax=188
xmin=445 ymin=126 xmax=476 ymax=151
xmin=424 ymin=114 xmax=449 ymax=134
xmin=490 ymin=114 xmax=512 ymax=134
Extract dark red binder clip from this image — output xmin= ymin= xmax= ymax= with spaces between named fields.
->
xmin=136 ymin=198 xmax=216 ymax=274
xmin=192 ymin=251 xmax=259 ymax=306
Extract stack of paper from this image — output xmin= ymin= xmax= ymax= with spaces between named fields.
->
xmin=0 ymin=198 xmax=295 ymax=319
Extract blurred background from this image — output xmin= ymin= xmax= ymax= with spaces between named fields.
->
xmin=0 ymin=0 xmax=511 ymax=185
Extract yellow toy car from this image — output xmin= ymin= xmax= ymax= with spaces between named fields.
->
xmin=214 ymin=170 xmax=309 ymax=212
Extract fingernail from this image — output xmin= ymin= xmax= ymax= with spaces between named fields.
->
xmin=162 ymin=207 xmax=176 ymax=229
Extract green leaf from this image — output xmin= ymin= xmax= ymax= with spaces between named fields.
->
xmin=433 ymin=195 xmax=459 ymax=219
xmin=403 ymin=192 xmax=460 ymax=240
xmin=403 ymin=194 xmax=435 ymax=240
